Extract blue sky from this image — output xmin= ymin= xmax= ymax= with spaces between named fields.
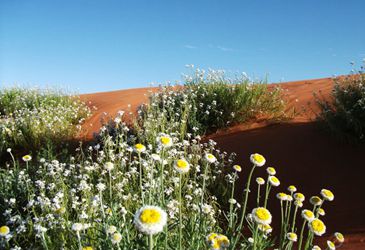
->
xmin=1 ymin=0 xmax=365 ymax=94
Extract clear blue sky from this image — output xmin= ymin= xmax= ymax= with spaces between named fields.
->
xmin=1 ymin=0 xmax=364 ymax=94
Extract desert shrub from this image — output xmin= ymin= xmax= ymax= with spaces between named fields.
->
xmin=0 ymin=84 xmax=344 ymax=249
xmin=0 ymin=87 xmax=91 ymax=156
xmin=142 ymin=69 xmax=286 ymax=136
xmin=315 ymin=69 xmax=365 ymax=143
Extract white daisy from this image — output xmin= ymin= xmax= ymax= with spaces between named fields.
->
xmin=133 ymin=205 xmax=167 ymax=235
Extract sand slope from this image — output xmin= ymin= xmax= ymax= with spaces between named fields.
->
xmin=80 ymin=77 xmax=365 ymax=249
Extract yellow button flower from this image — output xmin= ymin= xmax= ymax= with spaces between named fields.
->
xmin=252 ymin=207 xmax=272 ymax=225
xmin=250 ymin=153 xmax=266 ymax=167
xmin=0 ymin=226 xmax=10 ymax=237
xmin=321 ymin=189 xmax=334 ymax=201
xmin=308 ymin=218 xmax=326 ymax=236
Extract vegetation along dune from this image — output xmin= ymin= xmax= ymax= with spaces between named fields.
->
xmin=78 ymin=76 xmax=365 ymax=249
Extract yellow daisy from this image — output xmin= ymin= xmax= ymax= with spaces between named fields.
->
xmin=157 ymin=134 xmax=173 ymax=148
xmin=134 ymin=205 xmax=167 ymax=235
xmin=206 ymin=233 xmax=230 ymax=250
xmin=174 ymin=159 xmax=190 ymax=173
xmin=308 ymin=218 xmax=326 ymax=236
xmin=233 ymin=165 xmax=242 ymax=172
xmin=294 ymin=192 xmax=305 ymax=202
xmin=256 ymin=177 xmax=265 ymax=185
xmin=287 ymin=232 xmax=298 ymax=242
xmin=134 ymin=143 xmax=146 ymax=153
xmin=321 ymin=189 xmax=334 ymax=201
xmin=310 ymin=196 xmax=323 ymax=206
xmin=22 ymin=154 xmax=32 ymax=162
xmin=327 ymin=240 xmax=336 ymax=250
xmin=252 ymin=207 xmax=272 ymax=225
xmin=317 ymin=208 xmax=325 ymax=216
xmin=266 ymin=167 xmax=276 ymax=175
xmin=288 ymin=185 xmax=297 ymax=193
xmin=258 ymin=224 xmax=272 ymax=234
xmin=250 ymin=153 xmax=266 ymax=167
xmin=111 ymin=232 xmax=122 ymax=244
xmin=334 ymin=232 xmax=344 ymax=243
xmin=276 ymin=192 xmax=288 ymax=201
xmin=205 ymin=153 xmax=217 ymax=163
xmin=268 ymin=176 xmax=280 ymax=187
xmin=0 ymin=226 xmax=10 ymax=237
xmin=294 ymin=200 xmax=303 ymax=207
xmin=301 ymin=209 xmax=315 ymax=221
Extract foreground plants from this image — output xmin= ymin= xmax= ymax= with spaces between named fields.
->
xmin=0 ymin=76 xmax=344 ymax=249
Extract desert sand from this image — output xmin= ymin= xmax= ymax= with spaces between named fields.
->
xmin=80 ymin=77 xmax=365 ymax=249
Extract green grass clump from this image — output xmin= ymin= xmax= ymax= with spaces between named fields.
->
xmin=0 ymin=87 xmax=91 ymax=156
xmin=315 ymin=67 xmax=365 ymax=143
xmin=143 ymin=69 xmax=286 ymax=136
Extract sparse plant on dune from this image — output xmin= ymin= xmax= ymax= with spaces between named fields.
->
xmin=315 ymin=64 xmax=365 ymax=143
xmin=0 ymin=76 xmax=344 ymax=249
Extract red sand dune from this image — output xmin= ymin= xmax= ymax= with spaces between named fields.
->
xmin=80 ymin=77 xmax=365 ymax=249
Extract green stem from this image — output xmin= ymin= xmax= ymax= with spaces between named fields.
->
xmin=139 ymin=153 xmax=144 ymax=204
xmin=291 ymin=205 xmax=299 ymax=231
xmin=201 ymin=162 xmax=209 ymax=204
xmin=149 ymin=234 xmax=153 ymax=250
xmin=279 ymin=200 xmax=285 ymax=249
xmin=264 ymin=185 xmax=271 ymax=208
xmin=239 ymin=165 xmax=256 ymax=228
xmin=253 ymin=224 xmax=259 ymax=250
xmin=229 ymin=178 xmax=236 ymax=229
xmin=233 ymin=165 xmax=256 ymax=249
xmin=257 ymin=184 xmax=261 ymax=206
xmin=298 ymin=221 xmax=307 ymax=250
xmin=109 ymin=171 xmax=112 ymax=202
xmin=179 ymin=174 xmax=183 ymax=250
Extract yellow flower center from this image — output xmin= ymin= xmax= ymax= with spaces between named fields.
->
xmin=304 ymin=210 xmax=314 ymax=219
xmin=207 ymin=154 xmax=214 ymax=159
xmin=177 ymin=159 xmax=188 ymax=169
xmin=255 ymin=208 xmax=270 ymax=220
xmin=328 ymin=241 xmax=335 ymax=248
xmin=233 ymin=165 xmax=241 ymax=172
xmin=278 ymin=193 xmax=287 ymax=199
xmin=268 ymin=167 xmax=275 ymax=173
xmin=112 ymin=233 xmax=122 ymax=241
xmin=0 ymin=226 xmax=9 ymax=235
xmin=322 ymin=190 xmax=334 ymax=198
xmin=212 ymin=239 xmax=220 ymax=249
xmin=207 ymin=233 xmax=218 ymax=241
xmin=135 ymin=144 xmax=145 ymax=150
xmin=253 ymin=154 xmax=265 ymax=163
xmin=160 ymin=137 xmax=171 ymax=145
xmin=140 ymin=209 xmax=162 ymax=224
xmin=270 ymin=176 xmax=279 ymax=183
xmin=335 ymin=232 xmax=344 ymax=242
xmin=310 ymin=219 xmax=325 ymax=233
xmin=216 ymin=235 xmax=230 ymax=246
xmin=82 ymin=247 xmax=93 ymax=250
xmin=288 ymin=233 xmax=296 ymax=240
